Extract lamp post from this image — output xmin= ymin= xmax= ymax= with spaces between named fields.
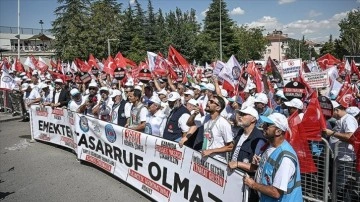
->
xmin=39 ymin=20 xmax=44 ymax=34
xmin=219 ymin=0 xmax=222 ymax=61
xmin=107 ymin=38 xmax=119 ymax=57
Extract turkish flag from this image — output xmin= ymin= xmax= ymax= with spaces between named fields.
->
xmin=50 ymin=59 xmax=57 ymax=69
xmin=286 ymin=111 xmax=318 ymax=173
xmin=114 ymin=52 xmax=127 ymax=68
xmin=88 ymin=54 xmax=99 ymax=68
xmin=102 ymin=56 xmax=116 ymax=76
xmin=316 ymin=53 xmax=341 ymax=70
xmin=37 ymin=57 xmax=49 ymax=74
xmin=349 ymin=128 xmax=360 ymax=172
xmin=75 ymin=58 xmax=91 ymax=72
xmin=351 ymin=59 xmax=360 ymax=79
xmin=15 ymin=58 xmax=25 ymax=72
xmin=336 ymin=82 xmax=355 ymax=108
xmin=168 ymin=45 xmax=189 ymax=72
xmin=300 ymin=92 xmax=327 ymax=141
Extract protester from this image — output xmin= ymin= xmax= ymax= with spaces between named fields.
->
xmin=243 ymin=113 xmax=303 ymax=201
xmin=68 ymin=88 xmax=84 ymax=112
xmin=51 ymin=79 xmax=70 ymax=108
xmin=126 ymin=89 xmax=148 ymax=132
xmin=110 ymin=89 xmax=127 ymax=127
xmin=323 ymin=101 xmax=359 ymax=201
xmin=163 ymin=92 xmax=190 ymax=142
xmin=284 ymin=98 xmax=304 ymax=120
xmin=22 ymin=83 xmax=41 ymax=121
xmin=144 ymin=96 xmax=167 ymax=137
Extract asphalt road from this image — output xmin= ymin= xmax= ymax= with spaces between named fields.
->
xmin=0 ymin=120 xmax=152 ymax=202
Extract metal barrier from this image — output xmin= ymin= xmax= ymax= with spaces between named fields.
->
xmin=301 ymin=138 xmax=332 ymax=202
xmin=0 ymin=88 xmax=11 ymax=113
xmin=0 ymin=88 xmax=23 ymax=115
xmin=331 ymin=141 xmax=360 ymax=202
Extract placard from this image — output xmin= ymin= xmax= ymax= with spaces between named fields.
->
xmin=303 ymin=72 xmax=329 ymax=88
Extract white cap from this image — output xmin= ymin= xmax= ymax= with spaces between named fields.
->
xmin=244 ymin=83 xmax=256 ymax=93
xmin=254 ymin=93 xmax=268 ymax=104
xmin=221 ymin=89 xmax=228 ymax=97
xmin=54 ymin=78 xmax=63 ymax=83
xmin=260 ymin=113 xmax=289 ymax=132
xmin=138 ymin=82 xmax=144 ymax=86
xmin=89 ymin=82 xmax=98 ymax=88
xmin=201 ymin=78 xmax=209 ymax=82
xmin=99 ymin=86 xmax=109 ymax=92
xmin=184 ymin=90 xmax=194 ymax=97
xmin=9 ymin=70 xmax=14 ymax=74
xmin=331 ymin=100 xmax=340 ymax=109
xmin=70 ymin=88 xmax=80 ymax=96
xmin=187 ymin=98 xmax=198 ymax=106
xmin=206 ymin=83 xmax=215 ymax=92
xmin=125 ymin=80 xmax=134 ymax=86
xmin=149 ymin=96 xmax=162 ymax=105
xmin=38 ymin=82 xmax=48 ymax=89
xmin=284 ymin=98 xmax=303 ymax=110
xmin=167 ymin=92 xmax=181 ymax=101
xmin=20 ymin=72 xmax=26 ymax=76
xmin=110 ymin=89 xmax=122 ymax=98
xmin=29 ymin=84 xmax=34 ymax=89
xmin=134 ymin=85 xmax=142 ymax=91
xmin=275 ymin=90 xmax=287 ymax=100
xmin=193 ymin=84 xmax=201 ymax=91
xmin=238 ymin=106 xmax=259 ymax=120
xmin=346 ymin=107 xmax=360 ymax=117
xmin=22 ymin=76 xmax=28 ymax=80
xmin=21 ymin=83 xmax=29 ymax=91
xmin=157 ymin=89 xmax=168 ymax=96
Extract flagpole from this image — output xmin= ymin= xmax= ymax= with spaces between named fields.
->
xmin=219 ymin=0 xmax=222 ymax=61
xmin=17 ymin=0 xmax=20 ymax=60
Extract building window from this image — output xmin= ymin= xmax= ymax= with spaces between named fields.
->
xmin=267 ymin=49 xmax=271 ymax=54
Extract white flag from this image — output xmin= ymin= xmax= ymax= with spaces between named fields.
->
xmin=24 ymin=56 xmax=36 ymax=70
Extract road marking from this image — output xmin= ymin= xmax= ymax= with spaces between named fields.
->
xmin=5 ymin=139 xmax=32 ymax=151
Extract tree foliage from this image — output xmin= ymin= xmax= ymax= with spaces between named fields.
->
xmin=51 ymin=0 xmax=267 ymax=64
xmin=338 ymin=8 xmax=360 ymax=55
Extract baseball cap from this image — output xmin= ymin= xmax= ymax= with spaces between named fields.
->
xmin=22 ymin=76 xmax=28 ymax=80
xmin=201 ymin=78 xmax=209 ymax=83
xmin=206 ymin=83 xmax=215 ymax=92
xmin=157 ymin=89 xmax=168 ymax=96
xmin=346 ymin=107 xmax=360 ymax=117
xmin=284 ymin=98 xmax=303 ymax=110
xmin=187 ymin=98 xmax=198 ymax=106
xmin=331 ymin=101 xmax=340 ymax=109
xmin=149 ymin=96 xmax=162 ymax=105
xmin=260 ymin=113 xmax=289 ymax=132
xmin=184 ymin=90 xmax=194 ymax=97
xmin=19 ymin=72 xmax=26 ymax=77
xmin=192 ymin=84 xmax=201 ymax=91
xmin=110 ymin=89 xmax=122 ymax=98
xmin=38 ymin=82 xmax=48 ymax=89
xmin=275 ymin=90 xmax=287 ymax=100
xmin=89 ymin=82 xmax=98 ymax=88
xmin=54 ymin=78 xmax=63 ymax=83
xmin=221 ymin=89 xmax=228 ymax=97
xmin=99 ymin=86 xmax=109 ymax=92
xmin=167 ymin=92 xmax=181 ymax=101
xmin=254 ymin=93 xmax=268 ymax=104
xmin=134 ymin=85 xmax=142 ymax=90
xmin=70 ymin=88 xmax=80 ymax=96
xmin=228 ymin=96 xmax=243 ymax=104
xmin=21 ymin=83 xmax=29 ymax=91
xmin=238 ymin=106 xmax=259 ymax=120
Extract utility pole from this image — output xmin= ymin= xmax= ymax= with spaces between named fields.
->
xmin=17 ymin=0 xmax=20 ymax=60
xmin=107 ymin=38 xmax=119 ymax=57
xmin=219 ymin=0 xmax=222 ymax=61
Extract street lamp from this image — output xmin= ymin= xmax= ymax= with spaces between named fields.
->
xmin=39 ymin=20 xmax=44 ymax=34
xmin=107 ymin=38 xmax=119 ymax=56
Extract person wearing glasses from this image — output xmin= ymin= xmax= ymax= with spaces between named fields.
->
xmin=163 ymin=92 xmax=190 ymax=142
xmin=183 ymin=89 xmax=194 ymax=105
xmin=92 ymin=87 xmax=113 ymax=121
xmin=110 ymin=89 xmax=127 ymax=127
xmin=144 ymin=96 xmax=166 ymax=137
xmin=228 ymin=106 xmax=266 ymax=201
xmin=50 ymin=79 xmax=70 ymax=108
xmin=242 ymin=113 xmax=303 ymax=202
xmin=187 ymin=95 xmax=234 ymax=163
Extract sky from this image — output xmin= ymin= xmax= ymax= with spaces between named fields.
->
xmin=0 ymin=0 xmax=359 ymax=43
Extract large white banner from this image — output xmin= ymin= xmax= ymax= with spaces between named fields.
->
xmin=30 ymin=106 xmax=248 ymax=202
xmin=281 ymin=59 xmax=302 ymax=79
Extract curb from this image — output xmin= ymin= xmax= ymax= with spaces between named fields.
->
xmin=0 ymin=116 xmax=23 ymax=123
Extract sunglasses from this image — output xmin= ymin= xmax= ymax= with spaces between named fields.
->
xmin=262 ymin=123 xmax=276 ymax=129
xmin=89 ymin=87 xmax=97 ymax=90
xmin=209 ymin=100 xmax=219 ymax=106
xmin=237 ymin=112 xmax=248 ymax=117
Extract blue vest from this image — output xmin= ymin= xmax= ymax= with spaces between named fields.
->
xmin=163 ymin=105 xmax=190 ymax=141
xmin=260 ymin=141 xmax=303 ymax=202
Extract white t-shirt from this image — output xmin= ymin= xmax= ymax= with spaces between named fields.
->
xmin=195 ymin=114 xmax=233 ymax=161
xmin=255 ymin=146 xmax=296 ymax=194
xmin=23 ymin=89 xmax=41 ymax=110
xmin=178 ymin=113 xmax=191 ymax=133
xmin=330 ymin=114 xmax=358 ymax=161
xmin=68 ymin=96 xmax=85 ymax=112
xmin=124 ymin=102 xmax=133 ymax=118
xmin=145 ymin=110 xmax=167 ymax=137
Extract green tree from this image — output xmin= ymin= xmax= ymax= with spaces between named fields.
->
xmin=52 ymin=0 xmax=90 ymax=60
xmin=144 ymin=0 xmax=157 ymax=52
xmin=193 ymin=33 xmax=218 ymax=64
xmin=338 ymin=8 xmax=360 ymax=55
xmin=333 ymin=38 xmax=349 ymax=59
xmin=154 ymin=9 xmax=168 ymax=54
xmin=88 ymin=0 xmax=122 ymax=58
xmin=234 ymin=25 xmax=267 ymax=61
xmin=203 ymin=0 xmax=239 ymax=61
xmin=120 ymin=3 xmax=135 ymax=57
xmin=320 ymin=34 xmax=336 ymax=56
xmin=285 ymin=36 xmax=311 ymax=60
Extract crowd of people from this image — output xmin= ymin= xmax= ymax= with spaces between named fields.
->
xmin=1 ymin=61 xmax=360 ymax=202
